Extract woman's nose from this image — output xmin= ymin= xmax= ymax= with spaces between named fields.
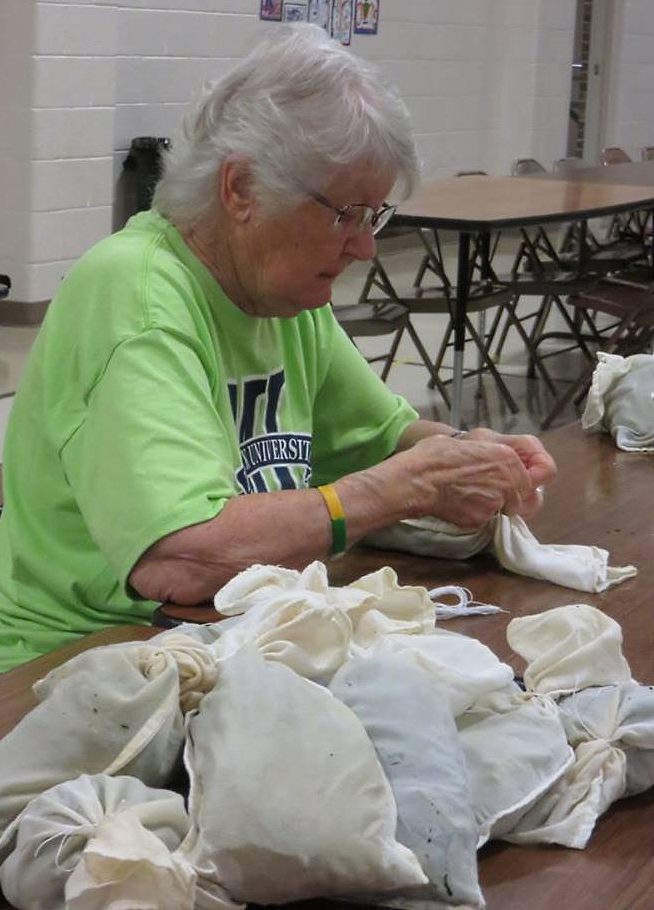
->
xmin=344 ymin=227 xmax=377 ymax=261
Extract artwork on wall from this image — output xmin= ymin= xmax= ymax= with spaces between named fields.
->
xmin=260 ymin=0 xmax=283 ymax=20
xmin=354 ymin=0 xmax=379 ymax=34
xmin=331 ymin=0 xmax=353 ymax=45
xmin=283 ymin=2 xmax=308 ymax=21
xmin=260 ymin=0 xmax=379 ymax=37
xmin=308 ymin=0 xmax=331 ymax=31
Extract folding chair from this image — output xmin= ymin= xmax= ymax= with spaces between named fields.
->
xmin=360 ymin=254 xmax=520 ymax=413
xmin=332 ymin=300 xmax=451 ymax=406
xmin=540 ymin=277 xmax=654 ymax=429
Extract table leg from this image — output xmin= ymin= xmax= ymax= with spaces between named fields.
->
xmin=476 ymin=232 xmax=491 ymax=379
xmin=451 ymin=232 xmax=471 ymax=428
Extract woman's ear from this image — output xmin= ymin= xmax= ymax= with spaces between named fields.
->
xmin=218 ymin=156 xmax=255 ymax=223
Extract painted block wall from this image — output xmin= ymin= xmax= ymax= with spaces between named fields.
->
xmin=1 ymin=0 xmax=580 ymax=305
xmin=605 ymin=0 xmax=654 ymax=160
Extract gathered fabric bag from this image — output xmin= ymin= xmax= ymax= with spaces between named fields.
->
xmin=456 ymin=685 xmax=574 ymax=845
xmin=582 ymin=351 xmax=654 ymax=451
xmin=506 ymin=604 xmax=633 ymax=697
xmin=361 ymin=630 xmax=514 ymax=718
xmin=0 ymin=628 xmax=220 ymax=840
xmin=212 ymin=561 xmax=436 ymax=675
xmin=0 ymin=642 xmax=186 ymax=840
xmin=330 ymin=653 xmax=484 ymax=909
xmin=179 ymin=646 xmax=426 ymax=904
xmin=0 ymin=774 xmax=195 ymax=910
xmin=559 ymin=682 xmax=654 ymax=798
xmin=362 ymin=514 xmax=636 ymax=594
xmin=503 ymin=682 xmax=654 ymax=849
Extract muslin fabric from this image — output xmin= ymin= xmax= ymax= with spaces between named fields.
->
xmin=491 ymin=515 xmax=637 ymax=592
xmin=179 ymin=646 xmax=427 ymax=904
xmin=0 ymin=774 xmax=196 ymax=910
xmin=456 ymin=686 xmax=574 ymax=845
xmin=0 ymin=643 xmax=185 ymax=837
xmin=506 ymin=604 xmax=632 ymax=697
xmin=330 ymin=653 xmax=484 ymax=908
xmin=503 ymin=682 xmax=654 ymax=849
xmin=212 ymin=561 xmax=436 ymax=676
xmin=360 ymin=630 xmax=514 ymax=717
xmin=362 ymin=514 xmax=636 ymax=594
xmin=582 ymin=351 xmax=654 ymax=451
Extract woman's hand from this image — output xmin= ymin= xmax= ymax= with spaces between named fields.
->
xmin=371 ymin=432 xmax=549 ymax=529
xmin=463 ymin=427 xmax=557 ymax=486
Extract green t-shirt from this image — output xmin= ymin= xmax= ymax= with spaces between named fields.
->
xmin=0 ymin=211 xmax=417 ymax=671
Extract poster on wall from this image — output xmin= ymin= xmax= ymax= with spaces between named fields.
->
xmin=331 ymin=0 xmax=353 ymax=45
xmin=354 ymin=0 xmax=379 ymax=34
xmin=308 ymin=0 xmax=331 ymax=31
xmin=283 ymin=2 xmax=308 ymax=21
xmin=260 ymin=0 xmax=282 ymax=20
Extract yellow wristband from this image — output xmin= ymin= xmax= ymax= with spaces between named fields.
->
xmin=317 ymin=484 xmax=347 ymax=555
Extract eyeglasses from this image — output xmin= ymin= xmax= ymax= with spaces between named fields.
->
xmin=310 ymin=192 xmax=396 ymax=237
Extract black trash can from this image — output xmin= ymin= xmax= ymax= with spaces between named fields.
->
xmin=122 ymin=136 xmax=171 ymax=212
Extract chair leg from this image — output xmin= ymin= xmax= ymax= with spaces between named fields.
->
xmin=428 ymin=319 xmax=454 ymax=389
xmin=465 ymin=316 xmax=519 ymax=413
xmin=540 ymin=361 xmax=595 ymax=430
xmin=358 ymin=264 xmax=378 ymax=303
xmin=379 ymin=321 xmax=407 ymax=383
xmin=413 ymin=254 xmax=431 ymax=289
xmin=501 ymin=300 xmax=559 ymax=395
xmin=405 ymin=319 xmax=451 ymax=407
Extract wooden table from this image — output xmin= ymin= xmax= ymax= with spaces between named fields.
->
xmin=2 ymin=423 xmax=654 ymax=909
xmin=540 ymin=159 xmax=654 ymax=188
xmin=393 ymin=174 xmax=654 ymax=427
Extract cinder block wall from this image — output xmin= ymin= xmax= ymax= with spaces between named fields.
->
xmin=2 ymin=0 xmax=580 ymax=306
xmin=605 ymin=0 xmax=654 ymax=157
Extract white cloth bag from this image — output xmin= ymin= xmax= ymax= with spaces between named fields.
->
xmin=456 ymin=685 xmax=574 ymax=845
xmin=0 ymin=774 xmax=195 ymax=910
xmin=330 ymin=653 xmax=484 ymax=909
xmin=179 ymin=646 xmax=427 ymax=904
xmin=506 ymin=604 xmax=633 ymax=697
xmin=0 ymin=642 xmax=185 ymax=837
xmin=212 ymin=562 xmax=436 ymax=674
xmin=362 ymin=514 xmax=636 ymax=594
xmin=503 ymin=682 xmax=654 ymax=849
xmin=582 ymin=351 xmax=654 ymax=451
xmin=360 ymin=630 xmax=514 ymax=717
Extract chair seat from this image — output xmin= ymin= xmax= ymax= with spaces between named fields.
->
xmin=497 ymin=272 xmax=593 ymax=295
xmin=333 ymin=302 xmax=407 ymax=336
xmin=365 ymin=284 xmax=512 ymax=315
xmin=520 ymin=242 xmax=645 ymax=275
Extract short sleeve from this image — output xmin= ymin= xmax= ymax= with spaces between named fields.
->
xmin=60 ymin=328 xmax=238 ymax=591
xmin=311 ymin=318 xmax=418 ymax=485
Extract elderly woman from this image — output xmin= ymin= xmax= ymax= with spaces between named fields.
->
xmin=0 ymin=25 xmax=555 ymax=670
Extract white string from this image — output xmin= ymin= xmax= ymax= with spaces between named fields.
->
xmin=427 ymin=584 xmax=507 ymax=620
xmin=33 ymin=826 xmax=89 ymax=874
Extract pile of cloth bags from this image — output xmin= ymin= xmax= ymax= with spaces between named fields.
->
xmin=1 ymin=561 xmax=653 ymax=910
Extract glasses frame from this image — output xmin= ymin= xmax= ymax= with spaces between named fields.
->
xmin=310 ymin=192 xmax=396 ymax=237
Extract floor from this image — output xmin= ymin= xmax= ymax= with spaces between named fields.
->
xmin=0 ymin=233 xmax=590 ymax=454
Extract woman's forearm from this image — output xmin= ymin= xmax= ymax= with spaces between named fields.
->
xmin=128 ymin=461 xmax=408 ymax=605
xmin=129 ymin=424 xmax=553 ymax=606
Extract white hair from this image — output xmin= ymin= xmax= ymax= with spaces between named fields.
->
xmin=152 ymin=23 xmax=419 ymax=227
